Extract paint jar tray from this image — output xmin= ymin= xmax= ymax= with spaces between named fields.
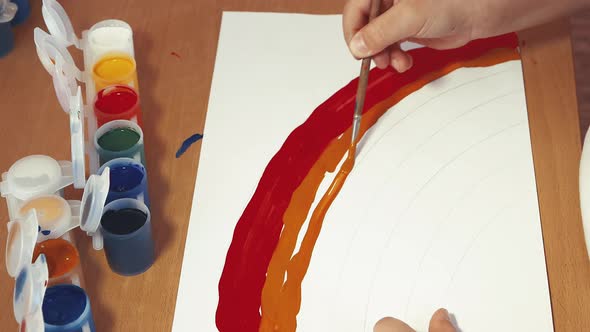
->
xmin=34 ymin=0 xmax=147 ymax=180
xmin=1 ymin=0 xmax=157 ymax=330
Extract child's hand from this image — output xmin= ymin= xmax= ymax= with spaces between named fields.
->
xmin=343 ymin=0 xmax=587 ymax=72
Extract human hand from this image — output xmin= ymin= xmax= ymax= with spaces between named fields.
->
xmin=373 ymin=308 xmax=457 ymax=332
xmin=343 ymin=0 xmax=587 ymax=72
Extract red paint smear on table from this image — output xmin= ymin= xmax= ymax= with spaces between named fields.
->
xmin=216 ymin=34 xmax=519 ymax=332
xmin=171 ymin=51 xmax=181 ymax=59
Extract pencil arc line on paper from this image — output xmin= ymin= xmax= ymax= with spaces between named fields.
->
xmin=338 ymin=89 xmax=523 ymax=282
xmin=401 ymin=159 xmax=526 ymax=317
xmin=360 ymin=121 xmax=526 ymax=329
xmin=354 ymin=69 xmax=519 ymax=167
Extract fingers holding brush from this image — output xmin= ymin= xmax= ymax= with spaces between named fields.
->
xmin=343 ymin=0 xmax=413 ymax=71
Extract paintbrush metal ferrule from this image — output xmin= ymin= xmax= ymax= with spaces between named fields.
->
xmin=352 ymin=110 xmax=361 ymax=144
xmin=351 ymin=57 xmax=372 ymax=146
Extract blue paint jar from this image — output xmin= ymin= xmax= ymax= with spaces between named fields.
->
xmin=10 ymin=0 xmax=29 ymax=25
xmin=100 ymin=198 xmax=155 ymax=276
xmin=98 ymin=157 xmax=150 ymax=207
xmin=0 ymin=1 xmax=17 ymax=58
xmin=42 ymin=284 xmax=96 ymax=332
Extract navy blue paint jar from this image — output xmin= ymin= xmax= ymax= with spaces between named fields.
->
xmin=98 ymin=157 xmax=150 ymax=207
xmin=0 ymin=1 xmax=16 ymax=57
xmin=11 ymin=0 xmax=29 ymax=25
xmin=42 ymin=284 xmax=96 ymax=332
xmin=100 ymin=198 xmax=155 ymax=276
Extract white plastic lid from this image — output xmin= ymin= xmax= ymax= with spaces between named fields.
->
xmin=5 ymin=211 xmax=39 ymax=278
xmin=79 ymin=168 xmax=110 ymax=250
xmin=41 ymin=0 xmax=79 ymax=48
xmin=13 ymin=254 xmax=48 ymax=325
xmin=51 ymin=55 xmax=77 ymax=114
xmin=69 ymin=86 xmax=85 ymax=188
xmin=0 ymin=0 xmax=17 ymax=24
xmin=20 ymin=306 xmax=44 ymax=332
xmin=38 ymin=34 xmax=85 ymax=188
xmin=0 ymin=155 xmax=74 ymax=201
xmin=34 ymin=28 xmax=82 ymax=82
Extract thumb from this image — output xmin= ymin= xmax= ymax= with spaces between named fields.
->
xmin=429 ymin=308 xmax=457 ymax=332
xmin=349 ymin=2 xmax=425 ymax=58
xmin=373 ymin=317 xmax=415 ymax=332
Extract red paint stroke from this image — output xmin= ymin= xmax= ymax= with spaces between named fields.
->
xmin=171 ymin=51 xmax=181 ymax=59
xmin=216 ymin=34 xmax=519 ymax=332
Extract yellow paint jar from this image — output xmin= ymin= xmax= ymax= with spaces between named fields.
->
xmin=92 ymin=52 xmax=138 ymax=92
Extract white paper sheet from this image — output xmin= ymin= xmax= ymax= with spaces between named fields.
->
xmin=173 ymin=12 xmax=553 ymax=332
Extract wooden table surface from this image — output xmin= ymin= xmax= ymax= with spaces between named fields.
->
xmin=1 ymin=0 xmax=590 ymax=331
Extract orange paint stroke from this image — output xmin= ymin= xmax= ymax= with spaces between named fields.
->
xmin=259 ymin=48 xmax=520 ymax=332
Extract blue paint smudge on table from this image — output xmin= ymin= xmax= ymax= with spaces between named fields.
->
xmin=176 ymin=133 xmax=203 ymax=158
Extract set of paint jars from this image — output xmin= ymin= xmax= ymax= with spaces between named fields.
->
xmin=2 ymin=155 xmax=101 ymax=331
xmin=0 ymin=0 xmax=157 ymax=331
xmin=32 ymin=0 xmax=156 ymax=277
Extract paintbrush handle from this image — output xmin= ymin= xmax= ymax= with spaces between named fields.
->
xmin=351 ymin=0 xmax=381 ymax=144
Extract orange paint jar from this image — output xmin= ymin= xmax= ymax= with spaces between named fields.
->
xmin=33 ymin=238 xmax=80 ymax=279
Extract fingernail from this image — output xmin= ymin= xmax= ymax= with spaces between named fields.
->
xmin=350 ymin=33 xmax=369 ymax=58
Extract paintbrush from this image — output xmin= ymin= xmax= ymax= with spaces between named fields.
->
xmin=351 ymin=0 xmax=381 ymax=157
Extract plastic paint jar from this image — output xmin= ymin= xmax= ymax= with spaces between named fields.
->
xmin=0 ymin=155 xmax=74 ymax=220
xmin=94 ymin=85 xmax=142 ymax=127
xmin=6 ymin=197 xmax=101 ymax=287
xmin=99 ymin=198 xmax=155 ymax=276
xmin=65 ymin=171 xmax=155 ymax=276
xmin=33 ymin=238 xmax=80 ymax=285
xmin=86 ymin=19 xmax=134 ymax=64
xmin=98 ymin=158 xmax=150 ymax=207
xmin=42 ymin=284 xmax=96 ymax=332
xmin=19 ymin=195 xmax=71 ymax=240
xmin=0 ymin=0 xmax=17 ymax=57
xmin=94 ymin=120 xmax=145 ymax=166
xmin=11 ymin=0 xmax=29 ymax=25
xmin=92 ymin=52 xmax=138 ymax=92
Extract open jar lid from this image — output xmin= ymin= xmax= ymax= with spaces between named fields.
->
xmin=13 ymin=254 xmax=48 ymax=326
xmin=79 ymin=168 xmax=109 ymax=250
xmin=41 ymin=0 xmax=79 ymax=48
xmin=52 ymin=57 xmax=86 ymax=189
xmin=35 ymin=29 xmax=86 ymax=189
xmin=34 ymin=28 xmax=82 ymax=83
xmin=69 ymin=85 xmax=85 ymax=189
xmin=5 ymin=211 xmax=39 ymax=278
xmin=15 ymin=168 xmax=110 ymax=243
xmin=0 ymin=155 xmax=74 ymax=201
xmin=20 ymin=306 xmax=44 ymax=332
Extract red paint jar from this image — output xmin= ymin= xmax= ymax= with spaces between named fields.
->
xmin=94 ymin=85 xmax=142 ymax=127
